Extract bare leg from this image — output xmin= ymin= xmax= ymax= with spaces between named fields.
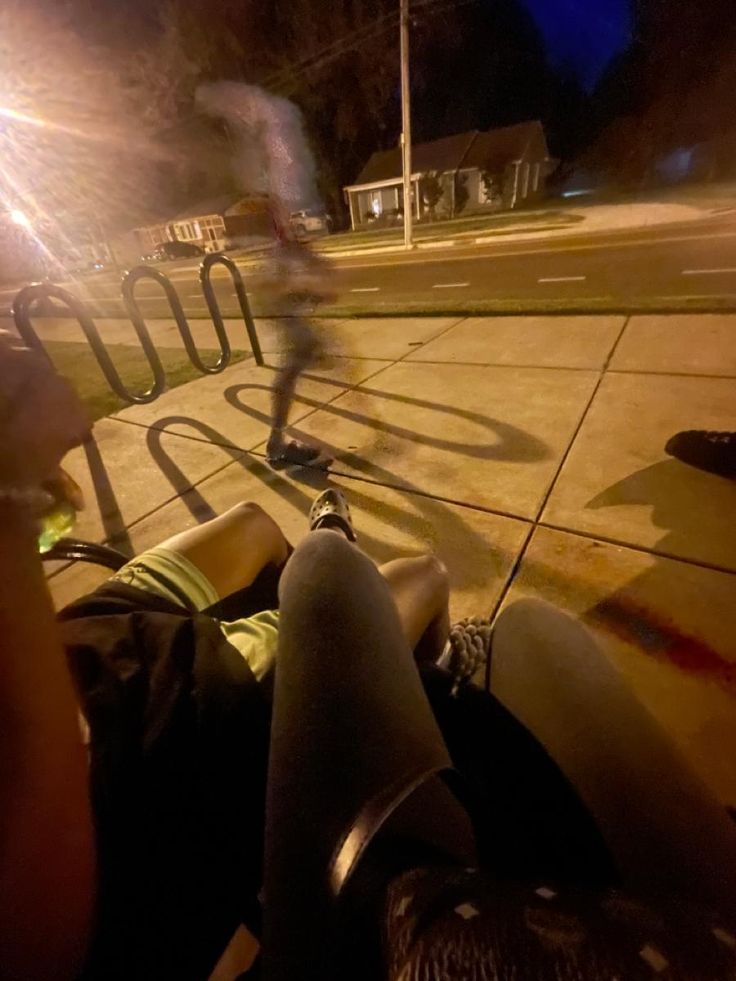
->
xmin=156 ymin=501 xmax=289 ymax=600
xmin=162 ymin=497 xmax=448 ymax=650
xmin=379 ymin=555 xmax=450 ymax=662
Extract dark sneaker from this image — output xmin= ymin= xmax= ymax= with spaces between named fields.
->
xmin=665 ymin=430 xmax=736 ymax=478
xmin=266 ymin=438 xmax=330 ymax=469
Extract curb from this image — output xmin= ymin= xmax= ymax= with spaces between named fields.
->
xmin=315 ymin=213 xmax=727 ymax=260
xmin=322 ymin=244 xmax=407 ymax=258
xmin=16 ymin=300 xmax=736 ymax=322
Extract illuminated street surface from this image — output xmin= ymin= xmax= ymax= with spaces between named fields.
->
xmin=5 ymin=212 xmax=736 ymax=320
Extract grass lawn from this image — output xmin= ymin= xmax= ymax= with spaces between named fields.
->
xmin=43 ymin=340 xmax=247 ymax=421
xmin=317 ymin=207 xmax=584 ymax=251
xmin=319 ymin=293 xmax=736 ymax=318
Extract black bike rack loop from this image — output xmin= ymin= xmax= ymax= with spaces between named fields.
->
xmin=122 ymin=265 xmax=231 ymax=375
xmin=12 ymin=282 xmax=165 ymax=404
xmin=43 ymin=538 xmax=128 ymax=571
xmin=199 ymin=253 xmax=264 ymax=366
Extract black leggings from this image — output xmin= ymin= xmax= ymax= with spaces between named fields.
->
xmin=419 ymin=663 xmax=616 ymax=886
xmin=261 ymin=531 xmax=615 ymax=979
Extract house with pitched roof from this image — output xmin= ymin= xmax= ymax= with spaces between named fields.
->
xmin=343 ymin=121 xmax=553 ymax=230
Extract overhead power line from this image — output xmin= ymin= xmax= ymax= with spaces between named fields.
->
xmin=171 ymin=0 xmax=477 ymax=135
xmin=262 ymin=7 xmax=400 ymax=91
xmin=264 ymin=0 xmax=478 ymax=94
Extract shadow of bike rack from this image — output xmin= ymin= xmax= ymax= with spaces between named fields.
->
xmin=14 ymin=257 xmax=265 ymax=562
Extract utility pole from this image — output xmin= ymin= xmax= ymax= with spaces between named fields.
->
xmin=400 ymin=0 xmax=414 ymax=250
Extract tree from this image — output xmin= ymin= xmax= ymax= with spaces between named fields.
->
xmin=251 ymin=0 xmax=465 ymax=217
xmin=585 ymin=0 xmax=736 ymax=184
xmin=16 ymin=0 xmax=595 ymax=231
xmin=411 ymin=0 xmax=556 ymax=138
xmin=67 ymin=0 xmax=565 ymax=218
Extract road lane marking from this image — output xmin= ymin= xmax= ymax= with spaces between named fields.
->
xmin=682 ymin=267 xmax=736 ymax=275
xmin=337 ymin=229 xmax=736 ymax=271
xmin=432 ymin=282 xmax=470 ymax=288
xmin=537 ymin=275 xmax=586 ymax=283
xmin=350 ymin=287 xmax=380 ymax=292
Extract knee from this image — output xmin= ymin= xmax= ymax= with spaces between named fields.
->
xmin=496 ymin=597 xmax=578 ymax=639
xmin=493 ymin=598 xmax=561 ymax=653
xmin=414 ymin=553 xmax=450 ymax=598
xmin=224 ymin=501 xmax=283 ymax=542
xmin=281 ymin=529 xmax=365 ymax=591
xmin=228 ymin=500 xmax=264 ymax=515
xmin=293 ymin=528 xmax=356 ymax=566
xmin=226 ymin=500 xmax=269 ymax=524
xmin=492 ymin=598 xmax=600 ymax=677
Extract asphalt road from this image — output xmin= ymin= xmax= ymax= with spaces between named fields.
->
xmin=5 ymin=215 xmax=736 ymax=319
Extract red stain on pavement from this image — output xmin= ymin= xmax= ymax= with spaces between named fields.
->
xmin=591 ymin=596 xmax=736 ymax=695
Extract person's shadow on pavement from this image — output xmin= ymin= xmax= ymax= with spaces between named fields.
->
xmin=587 ymin=458 xmax=736 ymax=572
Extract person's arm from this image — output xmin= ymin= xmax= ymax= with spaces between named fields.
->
xmin=0 ymin=508 xmax=95 ymax=979
xmin=0 ymin=333 xmax=94 ymax=979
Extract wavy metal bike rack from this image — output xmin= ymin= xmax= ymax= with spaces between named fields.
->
xmin=199 ymin=252 xmax=264 ymax=366
xmin=43 ymin=538 xmax=128 ymax=571
xmin=121 ymin=264 xmax=232 ymax=375
xmin=119 ymin=256 xmax=263 ymax=374
xmin=12 ymin=281 xmax=166 ymax=403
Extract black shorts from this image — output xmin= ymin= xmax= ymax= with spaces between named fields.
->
xmin=59 ymin=581 xmax=271 ymax=980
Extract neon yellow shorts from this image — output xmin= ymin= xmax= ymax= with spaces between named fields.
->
xmin=109 ymin=546 xmax=279 ymax=683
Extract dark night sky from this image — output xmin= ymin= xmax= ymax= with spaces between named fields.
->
xmin=519 ymin=0 xmax=632 ymax=89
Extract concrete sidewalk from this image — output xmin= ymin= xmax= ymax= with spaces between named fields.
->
xmin=47 ymin=311 xmax=736 ymax=806
xmin=316 ymin=200 xmax=712 ymax=258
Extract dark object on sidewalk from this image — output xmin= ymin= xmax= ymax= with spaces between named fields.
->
xmin=665 ymin=430 xmax=736 ymax=478
xmin=266 ymin=438 xmax=327 ymax=469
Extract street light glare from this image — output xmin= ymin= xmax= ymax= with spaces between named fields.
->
xmin=10 ymin=208 xmax=31 ymax=228
xmin=0 ymin=105 xmax=48 ymax=129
